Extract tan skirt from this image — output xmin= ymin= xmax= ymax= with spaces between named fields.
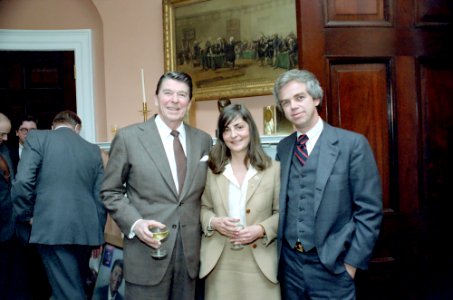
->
xmin=204 ymin=242 xmax=281 ymax=300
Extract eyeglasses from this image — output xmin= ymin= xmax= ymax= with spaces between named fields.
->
xmin=0 ymin=132 xmax=8 ymax=138
xmin=18 ymin=128 xmax=36 ymax=134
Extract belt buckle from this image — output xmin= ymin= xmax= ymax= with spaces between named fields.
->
xmin=295 ymin=241 xmax=305 ymax=253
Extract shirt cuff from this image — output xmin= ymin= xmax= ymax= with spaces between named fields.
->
xmin=128 ymin=219 xmax=142 ymax=239
xmin=207 ymin=216 xmax=214 ymax=231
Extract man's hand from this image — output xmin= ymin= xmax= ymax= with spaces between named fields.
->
xmin=133 ymin=219 xmax=166 ymax=249
xmin=345 ymin=263 xmax=357 ymax=279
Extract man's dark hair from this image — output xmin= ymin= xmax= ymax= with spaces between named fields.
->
xmin=155 ymin=71 xmax=193 ymax=100
xmin=15 ymin=115 xmax=38 ymax=129
xmin=112 ymin=258 xmax=124 ymax=272
xmin=52 ymin=110 xmax=81 ymax=127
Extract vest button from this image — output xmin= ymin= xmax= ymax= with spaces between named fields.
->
xmin=252 ymin=244 xmax=257 ymax=248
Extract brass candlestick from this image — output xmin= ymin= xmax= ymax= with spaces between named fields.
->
xmin=141 ymin=102 xmax=149 ymax=122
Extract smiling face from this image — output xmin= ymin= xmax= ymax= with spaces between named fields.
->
xmin=154 ymin=78 xmax=191 ymax=130
xmin=278 ymin=80 xmax=320 ymax=133
xmin=222 ymin=116 xmax=250 ymax=155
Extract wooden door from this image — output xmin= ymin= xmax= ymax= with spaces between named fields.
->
xmin=0 ymin=51 xmax=76 ymax=132
xmin=296 ymin=0 xmax=453 ymax=298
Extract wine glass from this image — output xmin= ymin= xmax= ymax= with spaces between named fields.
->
xmin=230 ymin=222 xmax=244 ymax=250
xmin=149 ymin=225 xmax=169 ymax=259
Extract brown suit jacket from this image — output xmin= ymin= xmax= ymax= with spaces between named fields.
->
xmin=199 ymin=160 xmax=280 ymax=283
xmin=101 ymin=117 xmax=212 ymax=285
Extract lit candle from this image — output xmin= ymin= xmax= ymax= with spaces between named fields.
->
xmin=141 ymin=68 xmax=146 ymax=103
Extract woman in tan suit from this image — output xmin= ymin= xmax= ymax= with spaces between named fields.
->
xmin=200 ymin=104 xmax=280 ymax=299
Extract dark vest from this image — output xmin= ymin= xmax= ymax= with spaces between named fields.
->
xmin=284 ymin=141 xmax=321 ymax=251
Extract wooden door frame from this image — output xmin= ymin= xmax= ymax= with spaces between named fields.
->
xmin=0 ymin=29 xmax=96 ymax=142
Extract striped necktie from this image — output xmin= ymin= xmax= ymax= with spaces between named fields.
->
xmin=294 ymin=134 xmax=309 ymax=166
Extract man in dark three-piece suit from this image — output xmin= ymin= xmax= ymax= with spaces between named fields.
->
xmin=102 ymin=72 xmax=212 ymax=300
xmin=273 ymin=69 xmax=383 ymax=299
xmin=12 ymin=110 xmax=106 ymax=299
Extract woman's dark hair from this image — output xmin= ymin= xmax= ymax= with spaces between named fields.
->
xmin=208 ymin=104 xmax=271 ymax=174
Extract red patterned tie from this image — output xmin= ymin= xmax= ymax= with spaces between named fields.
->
xmin=295 ymin=134 xmax=309 ymax=166
xmin=171 ymin=130 xmax=186 ymax=193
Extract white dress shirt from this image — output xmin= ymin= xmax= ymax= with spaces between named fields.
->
xmin=18 ymin=143 xmax=24 ymax=159
xmin=222 ymin=163 xmax=257 ymax=226
xmin=155 ymin=115 xmax=187 ymax=194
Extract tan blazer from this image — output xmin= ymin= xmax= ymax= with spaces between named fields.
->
xmin=101 ymin=117 xmax=212 ymax=286
xmin=200 ymin=160 xmax=280 ymax=283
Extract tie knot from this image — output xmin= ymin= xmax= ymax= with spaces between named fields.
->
xmin=171 ymin=130 xmax=180 ymax=138
xmin=297 ymin=134 xmax=308 ymax=145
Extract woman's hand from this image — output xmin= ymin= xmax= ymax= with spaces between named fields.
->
xmin=230 ymin=224 xmax=264 ymax=245
xmin=210 ymin=217 xmax=241 ymax=238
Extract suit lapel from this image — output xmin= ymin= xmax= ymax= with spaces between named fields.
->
xmin=179 ymin=124 xmax=192 ymax=199
xmin=137 ymin=118 xmax=178 ymax=197
xmin=178 ymin=124 xmax=202 ymax=200
xmin=279 ymin=132 xmax=297 ymax=215
xmin=214 ymin=173 xmax=230 ymax=214
xmin=313 ymin=123 xmax=340 ymax=215
xmin=246 ymin=172 xmax=262 ymax=204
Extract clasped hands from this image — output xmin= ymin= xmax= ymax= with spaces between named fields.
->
xmin=210 ymin=217 xmax=264 ymax=246
xmin=133 ymin=219 xmax=166 ymax=249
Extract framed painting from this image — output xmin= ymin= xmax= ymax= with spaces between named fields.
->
xmin=163 ymin=0 xmax=299 ymax=101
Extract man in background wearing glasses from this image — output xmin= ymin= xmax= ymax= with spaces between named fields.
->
xmin=8 ymin=115 xmax=37 ymax=174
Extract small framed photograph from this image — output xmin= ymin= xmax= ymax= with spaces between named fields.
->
xmin=91 ymin=244 xmax=125 ymax=300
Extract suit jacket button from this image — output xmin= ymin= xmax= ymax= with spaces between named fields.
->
xmin=246 ymin=209 xmax=251 ymax=214
xmin=172 ymin=224 xmax=177 ymax=229
xmin=252 ymin=244 xmax=257 ymax=248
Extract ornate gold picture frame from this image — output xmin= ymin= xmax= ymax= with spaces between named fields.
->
xmin=162 ymin=0 xmax=299 ymax=101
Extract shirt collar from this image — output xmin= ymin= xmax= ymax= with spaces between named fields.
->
xmin=223 ymin=162 xmax=257 ymax=187
xmin=155 ymin=115 xmax=186 ymax=140
xmin=297 ymin=117 xmax=323 ymax=140
xmin=53 ymin=124 xmax=74 ymax=130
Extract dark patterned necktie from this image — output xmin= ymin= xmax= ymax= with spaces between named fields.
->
xmin=171 ymin=130 xmax=186 ymax=193
xmin=295 ymin=134 xmax=309 ymax=166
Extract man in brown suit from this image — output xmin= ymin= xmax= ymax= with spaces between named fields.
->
xmin=101 ymin=72 xmax=212 ymax=300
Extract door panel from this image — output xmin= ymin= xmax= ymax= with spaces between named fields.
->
xmin=329 ymin=62 xmax=391 ymax=209
xmin=297 ymin=0 xmax=453 ymax=297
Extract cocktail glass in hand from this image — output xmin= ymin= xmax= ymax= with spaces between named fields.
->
xmin=149 ymin=225 xmax=169 ymax=259
xmin=231 ymin=222 xmax=244 ymax=250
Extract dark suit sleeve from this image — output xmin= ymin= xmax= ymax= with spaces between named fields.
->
xmin=12 ymin=131 xmax=42 ymax=222
xmin=344 ymin=134 xmax=383 ymax=269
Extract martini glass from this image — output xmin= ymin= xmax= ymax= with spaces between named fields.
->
xmin=149 ymin=225 xmax=169 ymax=259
